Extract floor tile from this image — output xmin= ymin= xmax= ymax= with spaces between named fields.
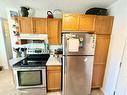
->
xmin=0 ymin=70 xmax=104 ymax=95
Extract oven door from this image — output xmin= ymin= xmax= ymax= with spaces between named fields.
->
xmin=13 ymin=68 xmax=46 ymax=89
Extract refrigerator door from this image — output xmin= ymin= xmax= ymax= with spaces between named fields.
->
xmin=63 ymin=56 xmax=94 ymax=95
xmin=62 ymin=33 xmax=96 ymax=56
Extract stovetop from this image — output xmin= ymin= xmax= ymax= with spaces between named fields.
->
xmin=13 ymin=54 xmax=50 ymax=68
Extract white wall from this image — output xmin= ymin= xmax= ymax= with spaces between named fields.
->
xmin=115 ymin=39 xmax=127 ymax=95
xmin=102 ymin=0 xmax=127 ymax=94
xmin=3 ymin=20 xmax=13 ymax=60
xmin=1 ymin=0 xmax=117 ymax=15
xmin=0 ymin=19 xmax=9 ymax=69
xmin=0 ymin=4 xmax=8 ymax=18
xmin=0 ymin=9 xmax=7 ymax=18
xmin=0 ymin=3 xmax=12 ymax=68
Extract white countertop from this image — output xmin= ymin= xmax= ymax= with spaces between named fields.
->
xmin=46 ymin=55 xmax=61 ymax=66
xmin=9 ymin=55 xmax=62 ymax=67
xmin=9 ymin=57 xmax=26 ymax=66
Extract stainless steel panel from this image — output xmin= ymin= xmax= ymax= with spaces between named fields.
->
xmin=62 ymin=33 xmax=96 ymax=56
xmin=13 ymin=68 xmax=46 ymax=89
xmin=63 ymin=56 xmax=94 ymax=95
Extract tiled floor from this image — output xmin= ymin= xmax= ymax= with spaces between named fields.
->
xmin=0 ymin=70 xmax=104 ymax=95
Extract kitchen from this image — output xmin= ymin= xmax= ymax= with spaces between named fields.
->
xmin=0 ymin=0 xmax=127 ymax=95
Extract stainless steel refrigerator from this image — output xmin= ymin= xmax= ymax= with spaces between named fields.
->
xmin=62 ymin=33 xmax=96 ymax=95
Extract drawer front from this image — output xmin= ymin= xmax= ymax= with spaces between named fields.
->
xmin=47 ymin=66 xmax=61 ymax=71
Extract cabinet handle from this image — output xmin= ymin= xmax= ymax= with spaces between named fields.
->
xmin=33 ymin=29 xmax=36 ymax=33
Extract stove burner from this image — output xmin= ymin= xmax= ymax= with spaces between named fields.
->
xmin=13 ymin=54 xmax=50 ymax=68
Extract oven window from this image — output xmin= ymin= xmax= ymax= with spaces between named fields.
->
xmin=18 ymin=70 xmax=42 ymax=86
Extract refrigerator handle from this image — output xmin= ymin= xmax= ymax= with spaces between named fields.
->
xmin=62 ymin=34 xmax=66 ymax=55
xmin=84 ymin=57 xmax=88 ymax=63
xmin=63 ymin=56 xmax=67 ymax=74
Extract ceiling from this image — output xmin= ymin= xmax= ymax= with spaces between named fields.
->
xmin=1 ymin=0 xmax=117 ymax=15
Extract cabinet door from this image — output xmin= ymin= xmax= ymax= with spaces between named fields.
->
xmin=47 ymin=19 xmax=62 ymax=45
xmin=32 ymin=18 xmax=47 ymax=34
xmin=79 ymin=15 xmax=96 ymax=32
xmin=92 ymin=64 xmax=105 ymax=88
xmin=18 ymin=17 xmax=33 ymax=34
xmin=62 ymin=14 xmax=79 ymax=31
xmin=47 ymin=66 xmax=61 ymax=91
xmin=95 ymin=16 xmax=114 ymax=34
xmin=92 ymin=35 xmax=110 ymax=88
xmin=94 ymin=35 xmax=110 ymax=65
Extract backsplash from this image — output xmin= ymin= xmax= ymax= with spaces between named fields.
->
xmin=49 ymin=45 xmax=62 ymax=54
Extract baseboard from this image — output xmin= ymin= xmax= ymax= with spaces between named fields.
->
xmin=0 ymin=66 xmax=3 ymax=71
xmin=101 ymin=88 xmax=108 ymax=95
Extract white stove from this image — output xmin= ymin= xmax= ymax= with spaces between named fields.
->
xmin=12 ymin=46 xmax=49 ymax=94
xmin=27 ymin=48 xmax=49 ymax=55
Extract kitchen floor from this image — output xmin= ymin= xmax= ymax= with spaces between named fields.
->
xmin=0 ymin=70 xmax=104 ymax=95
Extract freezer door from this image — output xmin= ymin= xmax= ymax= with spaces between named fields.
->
xmin=63 ymin=56 xmax=94 ymax=95
xmin=62 ymin=33 xmax=96 ymax=56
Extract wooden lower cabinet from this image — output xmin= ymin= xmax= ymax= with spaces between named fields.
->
xmin=47 ymin=66 xmax=61 ymax=91
xmin=92 ymin=64 xmax=106 ymax=88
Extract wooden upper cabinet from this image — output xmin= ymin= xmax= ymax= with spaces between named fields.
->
xmin=94 ymin=35 xmax=110 ymax=65
xmin=78 ymin=15 xmax=96 ymax=32
xmin=32 ymin=18 xmax=47 ymax=34
xmin=47 ymin=19 xmax=62 ymax=45
xmin=62 ymin=14 xmax=96 ymax=32
xmin=18 ymin=17 xmax=33 ymax=34
xmin=62 ymin=14 xmax=79 ymax=31
xmin=15 ymin=17 xmax=62 ymax=44
xmin=95 ymin=16 xmax=114 ymax=34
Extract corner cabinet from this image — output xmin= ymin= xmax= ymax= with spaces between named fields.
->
xmin=47 ymin=66 xmax=61 ymax=91
xmin=92 ymin=16 xmax=114 ymax=88
xmin=92 ymin=35 xmax=110 ymax=88
xmin=62 ymin=14 xmax=96 ymax=33
xmin=47 ymin=19 xmax=62 ymax=45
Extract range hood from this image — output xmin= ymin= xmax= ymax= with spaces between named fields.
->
xmin=18 ymin=34 xmax=48 ymax=43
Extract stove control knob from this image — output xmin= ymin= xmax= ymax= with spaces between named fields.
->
xmin=35 ymin=50 xmax=42 ymax=53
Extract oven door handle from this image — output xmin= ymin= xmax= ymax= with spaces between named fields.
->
xmin=13 ymin=68 xmax=45 ymax=71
